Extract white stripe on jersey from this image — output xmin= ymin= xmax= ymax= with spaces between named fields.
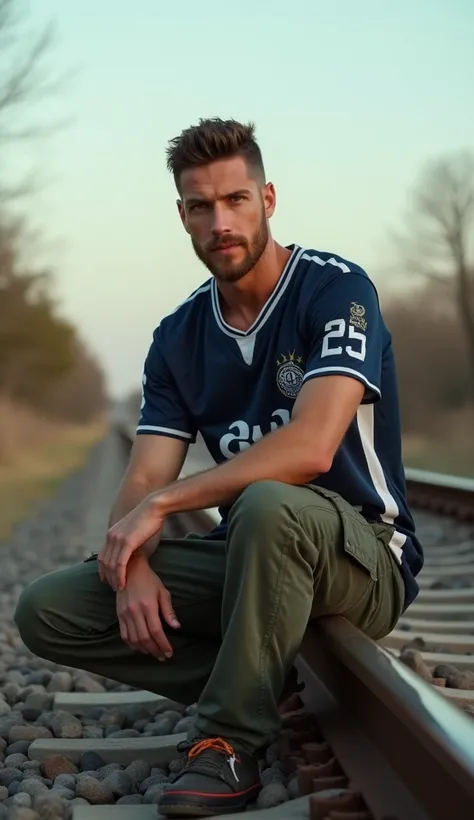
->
xmin=301 ymin=252 xmax=351 ymax=273
xmin=356 ymin=404 xmax=406 ymax=563
xmin=136 ymin=425 xmax=193 ymax=439
xmin=303 ymin=366 xmax=381 ymax=398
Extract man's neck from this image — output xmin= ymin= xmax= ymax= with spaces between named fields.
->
xmin=217 ymin=240 xmax=292 ymax=332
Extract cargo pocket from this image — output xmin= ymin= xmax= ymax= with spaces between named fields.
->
xmin=306 ymin=484 xmax=378 ymax=582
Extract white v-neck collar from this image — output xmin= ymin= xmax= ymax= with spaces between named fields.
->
xmin=210 ymin=244 xmax=304 ymax=339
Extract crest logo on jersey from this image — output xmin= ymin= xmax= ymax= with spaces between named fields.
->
xmin=276 ymin=351 xmax=304 ymax=398
xmin=349 ymin=303 xmax=367 ymax=331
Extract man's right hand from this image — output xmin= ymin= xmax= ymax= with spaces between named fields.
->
xmin=116 ymin=557 xmax=180 ymax=661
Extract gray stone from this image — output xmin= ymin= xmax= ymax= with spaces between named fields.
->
xmin=78 ymin=751 xmax=105 ymax=772
xmin=132 ymin=718 xmax=149 ymax=733
xmin=99 ymin=710 xmax=126 ymax=729
xmin=106 ymin=727 xmax=140 ymax=739
xmin=26 ymin=671 xmax=51 ymax=688
xmin=256 ymin=783 xmax=289 ymax=809
xmin=0 ymin=786 xmax=7 ymax=801
xmin=260 ymin=766 xmax=287 ymax=786
xmin=34 ymin=712 xmax=54 ymax=730
xmin=97 ymin=763 xmax=121 ymax=778
xmin=0 ymin=716 xmax=24 ymax=741
xmin=12 ymin=793 xmax=32 ymax=808
xmin=0 ymin=704 xmax=10 ymax=720
xmin=102 ymin=770 xmax=133 ymax=798
xmin=0 ymin=767 xmax=22 ymax=787
xmin=144 ymin=782 xmax=168 ymax=803
xmin=53 ymin=787 xmax=75 ymax=801
xmin=287 ymin=776 xmax=299 ymax=799
xmin=19 ymin=686 xmax=47 ymax=702
xmin=265 ymin=742 xmax=281 ymax=766
xmin=168 ymin=757 xmax=185 ymax=775
xmin=19 ymin=761 xmax=41 ymax=773
xmin=75 ymin=776 xmax=113 ymax=804
xmin=185 ymin=703 xmax=198 ymax=716
xmin=125 ymin=759 xmax=151 ymax=784
xmin=148 ymin=718 xmax=175 ymax=736
xmin=8 ymin=726 xmax=52 ymax=744
xmin=47 ymin=672 xmax=72 ymax=694
xmin=2 ymin=682 xmax=22 ymax=704
xmin=7 ymin=742 xmax=31 ymax=757
xmin=52 ymin=774 xmax=76 ymax=792
xmin=20 ymin=709 xmax=41 ymax=723
xmin=19 ymin=778 xmax=48 ymax=798
xmin=76 ymin=771 xmax=101 ymax=782
xmin=117 ymin=793 xmax=144 ymax=804
xmin=6 ymin=808 xmax=40 ymax=820
xmin=139 ymin=772 xmax=169 ymax=794
xmin=33 ymin=792 xmax=69 ymax=817
xmin=23 ymin=693 xmax=53 ymax=714
xmin=4 ymin=754 xmax=27 ymax=769
xmin=50 ymin=712 xmax=82 ymax=739
xmin=9 ymin=779 xmax=24 ymax=796
xmin=74 ymin=675 xmax=105 ymax=694
xmin=7 ymin=673 xmax=27 ymax=688
xmin=82 ymin=726 xmax=103 ymax=740
xmin=174 ymin=716 xmax=195 ymax=734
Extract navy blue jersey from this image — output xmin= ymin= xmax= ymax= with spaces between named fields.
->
xmin=137 ymin=244 xmax=423 ymax=608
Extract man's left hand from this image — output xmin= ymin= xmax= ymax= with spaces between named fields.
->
xmin=98 ymin=494 xmax=165 ymax=591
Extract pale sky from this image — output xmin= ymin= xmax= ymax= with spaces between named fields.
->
xmin=14 ymin=0 xmax=474 ymax=397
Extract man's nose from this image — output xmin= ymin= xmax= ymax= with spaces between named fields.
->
xmin=210 ymin=203 xmax=231 ymax=235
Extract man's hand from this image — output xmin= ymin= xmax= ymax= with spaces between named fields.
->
xmin=116 ymin=557 xmax=180 ymax=660
xmin=98 ymin=494 xmax=165 ymax=591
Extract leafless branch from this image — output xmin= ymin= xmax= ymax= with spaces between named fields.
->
xmin=395 ymin=150 xmax=474 ymax=394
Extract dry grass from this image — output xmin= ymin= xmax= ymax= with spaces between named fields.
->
xmin=403 ymin=406 xmax=474 ymax=478
xmin=0 ymin=397 xmax=107 ymax=540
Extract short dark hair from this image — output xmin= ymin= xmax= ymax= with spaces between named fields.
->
xmin=165 ymin=117 xmax=266 ymax=191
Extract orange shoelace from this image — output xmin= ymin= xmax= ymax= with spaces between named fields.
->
xmin=188 ymin=737 xmax=240 ymax=762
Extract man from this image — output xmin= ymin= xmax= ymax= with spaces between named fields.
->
xmin=15 ymin=118 xmax=423 ymax=817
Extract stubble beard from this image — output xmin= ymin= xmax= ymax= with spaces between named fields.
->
xmin=191 ymin=214 xmax=269 ymax=284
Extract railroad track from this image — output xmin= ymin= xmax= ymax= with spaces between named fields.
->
xmin=5 ymin=419 xmax=474 ymax=819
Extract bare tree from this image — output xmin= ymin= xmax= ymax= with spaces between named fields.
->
xmin=0 ymin=0 xmax=64 ymax=199
xmin=397 ymin=150 xmax=474 ymax=392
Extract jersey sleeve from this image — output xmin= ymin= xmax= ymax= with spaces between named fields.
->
xmin=303 ymin=273 xmax=383 ymax=402
xmin=136 ymin=329 xmax=198 ymax=442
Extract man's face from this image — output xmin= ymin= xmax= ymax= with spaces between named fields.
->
xmin=177 ymin=156 xmax=276 ymax=282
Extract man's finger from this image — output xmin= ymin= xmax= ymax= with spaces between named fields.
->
xmin=145 ymin=605 xmax=173 ymax=658
xmin=160 ymin=589 xmax=181 ymax=630
xmin=125 ymin=617 xmax=140 ymax=650
xmin=130 ymin=611 xmax=164 ymax=660
xmin=116 ymin=545 xmax=135 ymax=591
xmin=118 ymin=615 xmax=129 ymax=645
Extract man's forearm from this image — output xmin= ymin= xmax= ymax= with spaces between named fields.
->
xmin=156 ymin=420 xmax=328 ymax=519
xmin=109 ymin=480 xmax=160 ymax=559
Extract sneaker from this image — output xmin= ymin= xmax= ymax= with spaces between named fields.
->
xmin=159 ymin=736 xmax=261 ymax=816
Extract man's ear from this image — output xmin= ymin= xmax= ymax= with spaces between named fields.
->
xmin=177 ymin=199 xmax=189 ymax=234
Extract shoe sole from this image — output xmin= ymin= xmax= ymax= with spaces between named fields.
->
xmin=159 ymin=784 xmax=261 ymax=816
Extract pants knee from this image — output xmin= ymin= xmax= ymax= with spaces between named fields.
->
xmin=14 ymin=576 xmax=53 ymax=656
xmin=228 ymin=480 xmax=295 ymax=539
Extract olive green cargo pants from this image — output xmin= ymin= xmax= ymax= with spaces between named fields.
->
xmin=14 ymin=481 xmax=405 ymax=754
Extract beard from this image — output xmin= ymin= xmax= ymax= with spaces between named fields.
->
xmin=191 ymin=212 xmax=269 ymax=283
